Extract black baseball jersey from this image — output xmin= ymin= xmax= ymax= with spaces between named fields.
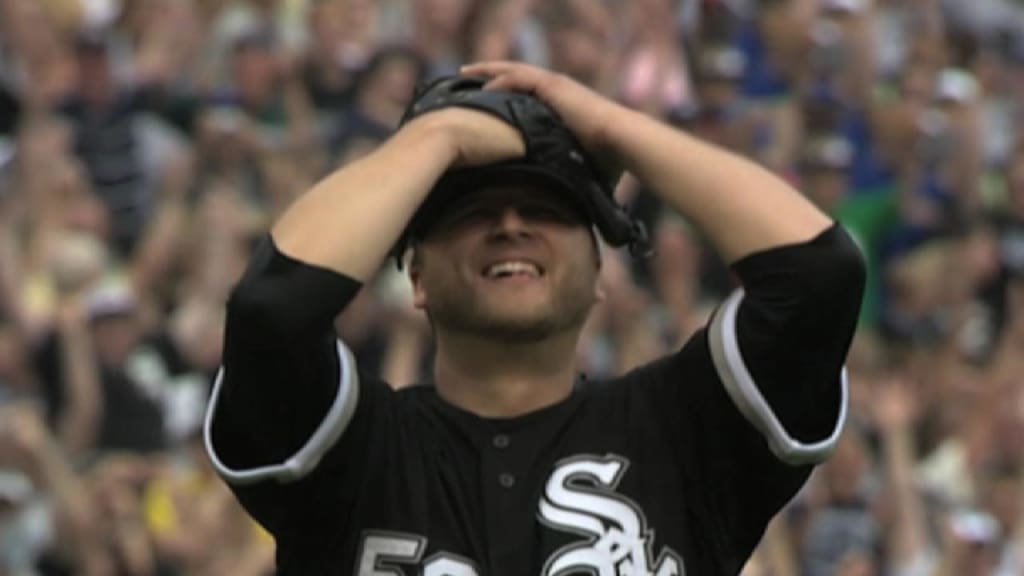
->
xmin=205 ymin=223 xmax=865 ymax=575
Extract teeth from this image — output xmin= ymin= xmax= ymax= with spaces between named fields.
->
xmin=485 ymin=261 xmax=541 ymax=278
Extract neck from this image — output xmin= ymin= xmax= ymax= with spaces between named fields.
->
xmin=432 ymin=328 xmax=580 ymax=418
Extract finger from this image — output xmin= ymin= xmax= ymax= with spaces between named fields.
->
xmin=463 ymin=63 xmax=547 ymax=93
xmin=482 ymin=69 xmax=543 ymax=95
xmin=460 ymin=61 xmax=522 ymax=76
xmin=482 ymin=74 xmax=520 ymax=92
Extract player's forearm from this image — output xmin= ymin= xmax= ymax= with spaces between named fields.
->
xmin=272 ymin=116 xmax=457 ymax=281
xmin=606 ymin=108 xmax=831 ymax=264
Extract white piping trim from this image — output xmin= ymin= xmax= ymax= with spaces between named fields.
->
xmin=708 ymin=289 xmax=848 ymax=465
xmin=203 ymin=340 xmax=360 ymax=485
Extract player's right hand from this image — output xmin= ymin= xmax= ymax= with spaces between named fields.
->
xmin=409 ymin=107 xmax=526 ymax=169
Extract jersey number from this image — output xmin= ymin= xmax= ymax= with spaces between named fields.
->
xmin=356 ymin=532 xmax=479 ymax=575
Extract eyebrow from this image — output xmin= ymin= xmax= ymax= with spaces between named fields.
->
xmin=471 ymin=196 xmax=584 ymax=220
xmin=493 ymin=188 xmax=585 ymax=210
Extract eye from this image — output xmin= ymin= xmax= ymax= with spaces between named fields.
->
xmin=520 ymin=204 xmax=559 ymax=220
xmin=434 ymin=203 xmax=495 ymax=232
xmin=520 ymin=201 xmax=582 ymax=225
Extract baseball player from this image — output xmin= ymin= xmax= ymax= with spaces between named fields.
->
xmin=204 ymin=62 xmax=865 ymax=575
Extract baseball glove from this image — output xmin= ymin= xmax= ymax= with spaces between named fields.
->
xmin=393 ymin=75 xmax=646 ymax=265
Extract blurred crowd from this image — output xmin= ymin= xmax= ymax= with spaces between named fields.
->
xmin=0 ymin=0 xmax=1023 ymax=574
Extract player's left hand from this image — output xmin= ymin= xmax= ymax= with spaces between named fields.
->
xmin=460 ymin=61 xmax=628 ymax=164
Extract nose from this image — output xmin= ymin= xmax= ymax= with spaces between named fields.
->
xmin=490 ymin=206 xmax=531 ymax=239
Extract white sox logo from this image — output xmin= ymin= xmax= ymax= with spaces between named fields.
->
xmin=538 ymin=454 xmax=685 ymax=576
xmin=354 ymin=454 xmax=682 ymax=574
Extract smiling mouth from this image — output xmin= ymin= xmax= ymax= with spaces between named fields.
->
xmin=482 ymin=260 xmax=545 ymax=279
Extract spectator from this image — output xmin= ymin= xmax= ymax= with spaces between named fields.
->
xmin=58 ymin=35 xmax=155 ymax=257
xmin=301 ymin=0 xmax=377 ymax=116
xmin=800 ymin=426 xmax=882 ymax=576
xmin=329 ymin=45 xmax=424 ymax=159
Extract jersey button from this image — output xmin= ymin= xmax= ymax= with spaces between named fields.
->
xmin=498 ymin=473 xmax=516 ymax=488
xmin=492 ymin=434 xmax=510 ymax=449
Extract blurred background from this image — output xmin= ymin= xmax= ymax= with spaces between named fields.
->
xmin=0 ymin=0 xmax=1023 ymax=574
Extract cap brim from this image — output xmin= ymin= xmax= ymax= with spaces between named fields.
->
xmin=409 ymin=161 xmax=597 ymax=239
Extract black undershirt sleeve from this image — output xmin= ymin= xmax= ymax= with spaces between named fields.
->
xmin=729 ymin=222 xmax=865 ymax=443
xmin=647 ymin=222 xmax=865 ymax=566
xmin=212 ymin=235 xmax=363 ymax=470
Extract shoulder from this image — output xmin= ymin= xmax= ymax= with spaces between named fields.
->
xmin=591 ymin=328 xmax=717 ymax=388
xmin=575 ymin=330 xmax=719 ymax=412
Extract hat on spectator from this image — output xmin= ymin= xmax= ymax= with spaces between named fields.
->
xmin=934 ymin=68 xmax=979 ymax=104
xmin=800 ymin=135 xmax=854 ymax=171
xmin=85 ymin=277 xmax=137 ymax=321
xmin=695 ymin=45 xmax=746 ymax=81
xmin=821 ymin=0 xmax=866 ymax=15
xmin=79 ymin=0 xmax=122 ymax=33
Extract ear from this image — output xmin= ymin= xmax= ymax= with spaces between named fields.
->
xmin=408 ymin=257 xmax=427 ymax=310
xmin=592 ymin=242 xmax=605 ymax=303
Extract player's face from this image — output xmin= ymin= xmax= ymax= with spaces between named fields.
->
xmin=411 ymin=186 xmax=602 ymax=342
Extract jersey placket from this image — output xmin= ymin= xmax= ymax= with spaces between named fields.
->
xmin=478 ymin=426 xmax=536 ymax=575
